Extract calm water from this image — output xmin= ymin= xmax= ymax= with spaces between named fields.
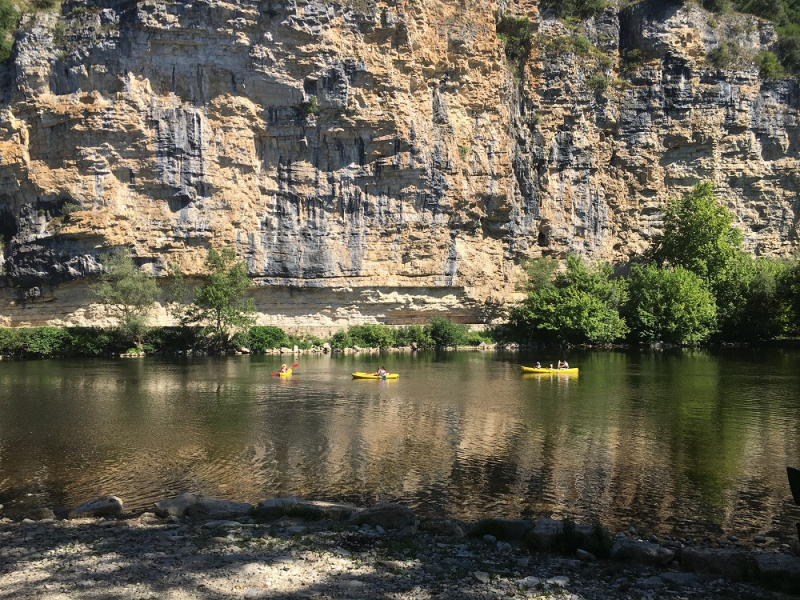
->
xmin=1 ymin=349 xmax=799 ymax=542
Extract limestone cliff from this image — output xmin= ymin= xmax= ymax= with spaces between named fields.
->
xmin=0 ymin=0 xmax=798 ymax=328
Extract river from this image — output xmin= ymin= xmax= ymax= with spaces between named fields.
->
xmin=1 ymin=348 xmax=799 ymax=543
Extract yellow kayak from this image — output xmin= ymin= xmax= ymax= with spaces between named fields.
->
xmin=352 ymin=372 xmax=400 ymax=380
xmin=521 ymin=366 xmax=579 ymax=375
xmin=279 ymin=369 xmax=293 ymax=377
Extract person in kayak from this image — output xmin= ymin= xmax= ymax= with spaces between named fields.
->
xmin=557 ymin=360 xmax=569 ymax=369
xmin=279 ymin=363 xmax=288 ymax=373
xmin=535 ymin=362 xmax=541 ymax=368
xmin=376 ymin=366 xmax=388 ymax=376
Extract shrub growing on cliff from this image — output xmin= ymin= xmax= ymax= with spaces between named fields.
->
xmin=0 ymin=0 xmax=19 ymax=62
xmin=756 ymin=51 xmax=786 ymax=79
xmin=92 ymin=248 xmax=159 ymax=349
xmin=496 ymin=15 xmax=533 ymax=77
xmin=184 ymin=247 xmax=255 ymax=352
xmin=299 ymin=95 xmax=319 ymax=117
xmin=708 ymin=42 xmax=738 ymax=69
xmin=587 ymin=73 xmax=609 ymax=93
xmin=540 ymin=0 xmax=607 ymax=21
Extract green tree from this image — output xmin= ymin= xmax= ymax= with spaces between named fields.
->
xmin=92 ymin=248 xmax=159 ymax=348
xmin=248 ymin=326 xmax=290 ymax=352
xmin=185 ymin=247 xmax=255 ymax=351
xmin=395 ymin=324 xmax=433 ymax=348
xmin=508 ymin=255 xmax=628 ymax=345
xmin=330 ymin=329 xmax=354 ymax=350
xmin=346 ymin=324 xmax=398 ymax=348
xmin=650 ymin=182 xmax=743 ymax=292
xmin=778 ymin=258 xmax=800 ymax=336
xmin=428 ymin=316 xmax=468 ymax=348
xmin=714 ymin=255 xmax=788 ymax=341
xmin=627 ymin=264 xmax=717 ymax=345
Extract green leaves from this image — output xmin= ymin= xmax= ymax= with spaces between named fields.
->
xmin=496 ymin=15 xmax=534 ymax=76
xmin=650 ymin=182 xmax=742 ymax=287
xmin=509 ymin=255 xmax=628 ymax=345
xmin=185 ymin=247 xmax=255 ymax=350
xmin=92 ymin=248 xmax=159 ymax=348
xmin=628 ymin=264 xmax=717 ymax=345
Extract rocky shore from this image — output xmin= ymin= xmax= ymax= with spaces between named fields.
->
xmin=1 ymin=494 xmax=799 ymax=599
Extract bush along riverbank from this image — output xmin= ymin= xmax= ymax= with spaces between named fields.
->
xmin=0 ymin=494 xmax=798 ymax=599
xmin=0 ymin=321 xmax=498 ymax=359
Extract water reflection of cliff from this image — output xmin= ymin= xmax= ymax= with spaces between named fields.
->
xmin=0 ymin=351 xmax=798 ymax=541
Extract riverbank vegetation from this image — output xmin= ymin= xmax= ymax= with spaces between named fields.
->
xmin=0 ymin=319 xmax=496 ymax=358
xmin=509 ymin=182 xmax=800 ymax=346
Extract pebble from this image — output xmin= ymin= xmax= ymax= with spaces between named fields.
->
xmin=473 ymin=570 xmax=490 ymax=583
xmin=547 ymin=575 xmax=569 ymax=587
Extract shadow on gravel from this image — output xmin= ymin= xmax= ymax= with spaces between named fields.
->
xmin=0 ymin=519 xmax=500 ymax=600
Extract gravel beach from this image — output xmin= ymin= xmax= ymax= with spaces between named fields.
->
xmin=0 ymin=501 xmax=797 ymax=600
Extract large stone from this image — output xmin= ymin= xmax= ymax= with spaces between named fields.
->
xmin=420 ymin=518 xmax=466 ymax=537
xmin=26 ymin=508 xmax=55 ymax=521
xmin=755 ymin=553 xmax=800 ymax=592
xmin=680 ymin=547 xmax=755 ymax=581
xmin=252 ymin=497 xmax=302 ymax=520
xmin=530 ymin=518 xmax=594 ymax=551
xmin=186 ymin=498 xmax=253 ymax=519
xmin=154 ymin=493 xmax=199 ymax=518
xmin=610 ymin=539 xmax=676 ymax=566
xmin=68 ymin=496 xmax=124 ymax=519
xmin=253 ymin=497 xmax=360 ymax=521
xmin=350 ymin=503 xmax=416 ymax=530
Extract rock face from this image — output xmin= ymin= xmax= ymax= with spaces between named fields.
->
xmin=0 ymin=0 xmax=798 ymax=327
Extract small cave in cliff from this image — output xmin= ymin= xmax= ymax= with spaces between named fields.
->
xmin=537 ymin=231 xmax=549 ymax=247
xmin=0 ymin=207 xmax=18 ymax=248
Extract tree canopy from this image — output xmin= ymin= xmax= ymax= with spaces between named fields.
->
xmin=650 ymin=182 xmax=743 ymax=290
xmin=92 ymin=248 xmax=159 ymax=348
xmin=508 ymin=255 xmax=628 ymax=345
xmin=183 ymin=247 xmax=255 ymax=350
xmin=627 ymin=264 xmax=717 ymax=345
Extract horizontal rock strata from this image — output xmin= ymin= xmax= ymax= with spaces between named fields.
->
xmin=0 ymin=0 xmax=798 ymax=326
